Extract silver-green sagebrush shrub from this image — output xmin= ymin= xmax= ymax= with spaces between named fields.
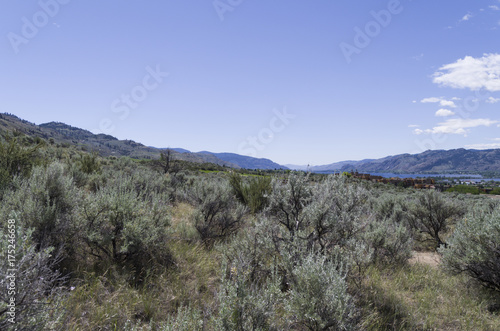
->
xmin=365 ymin=195 xmax=413 ymax=265
xmin=0 ymin=212 xmax=65 ymax=330
xmin=80 ymin=173 xmax=171 ymax=281
xmin=267 ymin=174 xmax=374 ymax=271
xmin=267 ymin=173 xmax=312 ymax=241
xmin=440 ymin=206 xmax=500 ymax=293
xmin=214 ymin=209 xmax=358 ymax=329
xmin=1 ymin=163 xmax=79 ymax=257
xmin=363 ymin=218 xmax=412 ymax=266
xmin=284 ymin=252 xmax=355 ymax=330
xmin=213 ymin=258 xmax=284 ymax=331
xmin=211 ymin=220 xmax=282 ymax=330
xmin=266 ymin=174 xmax=377 ymax=290
xmin=161 ymin=306 xmax=204 ymax=331
xmin=302 ymin=175 xmax=371 ymax=252
xmin=189 ymin=178 xmax=246 ymax=246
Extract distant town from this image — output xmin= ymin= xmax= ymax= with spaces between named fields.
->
xmin=344 ymin=171 xmax=500 ymax=194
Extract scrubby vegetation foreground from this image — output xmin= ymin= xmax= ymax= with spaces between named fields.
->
xmin=0 ymin=136 xmax=499 ymax=330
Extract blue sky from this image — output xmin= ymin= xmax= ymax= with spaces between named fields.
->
xmin=1 ymin=0 xmax=500 ymax=165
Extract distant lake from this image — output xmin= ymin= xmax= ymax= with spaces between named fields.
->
xmin=362 ymin=173 xmax=483 ymax=179
xmin=313 ymin=171 xmax=500 ymax=180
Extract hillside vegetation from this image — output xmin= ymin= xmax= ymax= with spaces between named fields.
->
xmin=0 ymin=128 xmax=499 ymax=330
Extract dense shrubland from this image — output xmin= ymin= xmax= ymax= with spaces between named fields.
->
xmin=0 ymin=137 xmax=499 ymax=330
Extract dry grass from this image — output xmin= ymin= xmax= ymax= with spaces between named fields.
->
xmin=57 ymin=202 xmax=220 ymax=330
xmin=359 ymin=263 xmax=500 ymax=330
xmin=169 ymin=202 xmax=199 ymax=240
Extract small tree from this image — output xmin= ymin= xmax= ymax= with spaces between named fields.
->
xmin=267 ymin=173 xmax=312 ymax=241
xmin=408 ymin=190 xmax=464 ymax=249
xmin=153 ymin=149 xmax=180 ymax=174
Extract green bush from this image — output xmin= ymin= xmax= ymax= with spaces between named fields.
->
xmin=363 ymin=217 xmax=412 ymax=266
xmin=0 ymin=136 xmax=41 ymax=193
xmin=79 ymin=173 xmax=172 ymax=282
xmin=365 ymin=195 xmax=413 ymax=265
xmin=446 ymin=185 xmax=480 ymax=195
xmin=189 ymin=178 xmax=246 ymax=246
xmin=229 ymin=173 xmax=271 ymax=214
xmin=440 ymin=206 xmax=500 ymax=293
xmin=284 ymin=252 xmax=355 ymax=330
xmin=77 ymin=152 xmax=101 ymax=174
xmin=0 ymin=163 xmax=79 ymax=260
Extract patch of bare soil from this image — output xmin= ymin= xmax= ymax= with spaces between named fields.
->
xmin=409 ymin=251 xmax=441 ymax=267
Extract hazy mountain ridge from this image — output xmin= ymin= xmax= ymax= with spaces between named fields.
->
xmin=198 ymin=151 xmax=287 ymax=170
xmin=311 ymin=149 xmax=500 ymax=173
xmin=4 ymin=113 xmax=500 ymax=173
xmin=0 ymin=113 xmax=285 ymax=169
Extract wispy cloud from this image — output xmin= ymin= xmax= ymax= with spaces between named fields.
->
xmin=420 ymin=97 xmax=457 ymax=108
xmin=486 ymin=96 xmax=500 ymax=103
xmin=489 ymin=5 xmax=500 ymax=11
xmin=460 ymin=12 xmax=473 ymax=21
xmin=412 ymin=53 xmax=424 ymax=61
xmin=413 ymin=118 xmax=498 ymax=136
xmin=408 ymin=124 xmax=420 ymax=128
xmin=465 ymin=142 xmax=500 ymax=149
xmin=435 ymin=109 xmax=455 ymax=117
xmin=433 ymin=53 xmax=500 ymax=91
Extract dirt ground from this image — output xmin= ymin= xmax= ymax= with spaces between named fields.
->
xmin=409 ymin=251 xmax=441 ymax=267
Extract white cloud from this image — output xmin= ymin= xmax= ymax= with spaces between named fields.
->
xmin=489 ymin=5 xmax=500 ymax=10
xmin=413 ymin=128 xmax=424 ymax=135
xmin=465 ymin=143 xmax=500 ymax=149
xmin=420 ymin=97 xmax=457 ymax=108
xmin=414 ymin=118 xmax=498 ymax=136
xmin=486 ymin=96 xmax=500 ymax=103
xmin=433 ymin=53 xmax=500 ymax=91
xmin=440 ymin=100 xmax=457 ymax=108
xmin=421 ymin=97 xmax=441 ymax=103
xmin=412 ymin=53 xmax=424 ymax=61
xmin=435 ymin=109 xmax=456 ymax=117
xmin=408 ymin=124 xmax=420 ymax=128
xmin=460 ymin=13 xmax=473 ymax=21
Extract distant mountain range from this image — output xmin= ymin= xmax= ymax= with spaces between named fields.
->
xmin=0 ymin=113 xmax=288 ymax=170
xmin=3 ymin=113 xmax=500 ymax=173
xmin=288 ymin=149 xmax=500 ymax=174
xmin=173 ymin=149 xmax=286 ymax=170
